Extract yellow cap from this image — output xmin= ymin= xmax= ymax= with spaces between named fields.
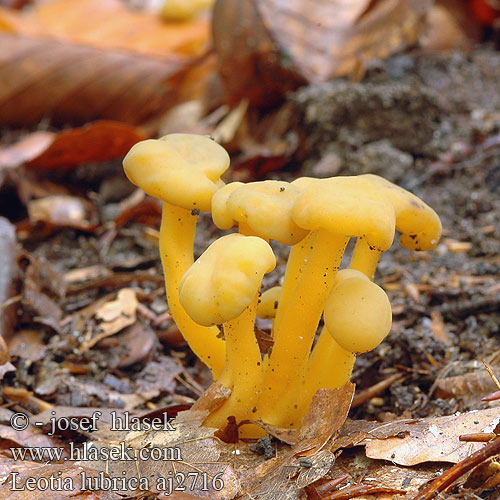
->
xmin=292 ymin=176 xmax=396 ymax=251
xmin=123 ymin=134 xmax=229 ymax=212
xmin=179 ymin=233 xmax=276 ymax=326
xmin=324 ymin=270 xmax=392 ymax=353
xmin=212 ymin=180 xmax=309 ymax=245
xmin=361 ymin=174 xmax=442 ymax=251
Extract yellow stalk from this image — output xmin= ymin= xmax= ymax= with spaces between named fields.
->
xmin=160 ymin=203 xmax=225 ymax=378
xmin=350 ymin=236 xmax=382 ymax=279
xmin=255 ymin=230 xmax=349 ymax=428
xmin=203 ymin=294 xmax=263 ymax=429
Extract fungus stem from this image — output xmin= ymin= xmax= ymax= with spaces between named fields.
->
xmin=203 ymin=293 xmax=263 ymax=429
xmin=298 ymin=329 xmax=355 ymax=422
xmin=256 ymin=230 xmax=349 ymax=428
xmin=160 ymin=203 xmax=225 ymax=378
xmin=273 ymin=231 xmax=316 ymax=333
xmin=350 ymin=237 xmax=381 ymax=279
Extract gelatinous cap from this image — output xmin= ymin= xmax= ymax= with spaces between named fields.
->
xmin=179 ymin=233 xmax=276 ymax=326
xmin=360 ymin=174 xmax=442 ymax=251
xmin=324 ymin=269 xmax=392 ymax=354
xmin=212 ymin=180 xmax=309 ymax=245
xmin=292 ymin=176 xmax=396 ymax=251
xmin=123 ymin=134 xmax=230 ymax=212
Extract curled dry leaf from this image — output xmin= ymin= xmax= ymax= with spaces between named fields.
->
xmin=435 ymin=367 xmax=500 ymax=405
xmin=25 ymin=121 xmax=145 ymax=171
xmin=8 ymin=329 xmax=46 ymax=362
xmin=80 ymin=411 xmax=239 ymax=498
xmin=0 ymin=131 xmax=53 ymax=170
xmin=213 ymin=0 xmax=432 ymax=106
xmin=94 ymin=288 xmax=138 ymax=337
xmin=294 ymin=383 xmax=355 ymax=456
xmin=236 ymin=384 xmax=354 ymax=500
xmin=0 ymin=33 xmax=193 ymax=126
xmin=364 ymin=407 xmax=500 ymax=466
xmin=0 ymin=457 xmax=120 ymax=500
xmin=98 ymin=322 xmax=156 ymax=368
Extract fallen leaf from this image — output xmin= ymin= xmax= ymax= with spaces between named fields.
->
xmin=8 ymin=329 xmax=46 ymax=362
xmin=94 ymin=288 xmax=138 ymax=336
xmin=26 ymin=121 xmax=145 ymax=171
xmin=435 ymin=368 xmax=500 ymax=404
xmin=20 ymin=252 xmax=65 ymax=329
xmin=0 ymin=423 xmax=69 ymax=457
xmin=0 ymin=361 xmax=15 ymax=381
xmin=0 ymin=458 xmax=120 ymax=500
xmin=0 ymin=336 xmax=9 ymax=364
xmin=213 ymin=0 xmax=432 ymax=106
xmin=365 ymin=408 xmax=500 ymax=465
xmin=0 ymin=33 xmax=194 ymax=126
xmin=237 ymin=385 xmax=354 ymax=500
xmin=64 ymin=265 xmax=113 ymax=285
xmin=0 ymin=132 xmax=53 ymax=170
xmin=98 ymin=322 xmax=156 ymax=368
xmin=429 ymin=310 xmax=452 ymax=345
xmin=294 ymin=384 xmax=355 ymax=457
xmin=79 ymin=410 xmax=239 ymax=498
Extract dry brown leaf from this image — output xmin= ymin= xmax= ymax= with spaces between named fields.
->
xmin=8 ymin=329 xmax=46 ymax=362
xmin=79 ymin=410 xmax=239 ymax=498
xmin=294 ymin=384 xmax=355 ymax=457
xmin=214 ymin=0 xmax=432 ymax=106
xmin=0 ymin=458 xmax=120 ymax=500
xmin=435 ymin=369 xmax=500 ymax=404
xmin=25 ymin=121 xmax=145 ymax=171
xmin=94 ymin=288 xmax=138 ymax=336
xmin=0 ymin=423 xmax=69 ymax=456
xmin=64 ymin=265 xmax=113 ymax=285
xmin=98 ymin=322 xmax=156 ymax=368
xmin=0 ymin=33 xmax=193 ymax=126
xmin=0 ymin=336 xmax=9 ymax=365
xmin=429 ymin=310 xmax=452 ymax=345
xmin=237 ymin=385 xmax=354 ymax=500
xmin=364 ymin=407 xmax=500 ymax=465
xmin=0 ymin=132 xmax=53 ymax=170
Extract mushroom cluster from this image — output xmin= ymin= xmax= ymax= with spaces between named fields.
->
xmin=123 ymin=134 xmax=442 ymax=438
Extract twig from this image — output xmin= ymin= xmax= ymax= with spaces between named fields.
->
xmin=322 ymin=483 xmax=406 ymax=500
xmin=351 ymin=373 xmax=404 ymax=408
xmin=411 ymin=437 xmax=500 ymax=500
xmin=482 ymin=359 xmax=500 ymax=392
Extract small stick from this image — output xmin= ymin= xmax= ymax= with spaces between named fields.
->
xmin=411 ymin=437 xmax=500 ymax=500
xmin=351 ymin=373 xmax=404 ymax=408
xmin=323 ymin=483 xmax=406 ymax=500
xmin=312 ymin=475 xmax=350 ymax=495
xmin=482 ymin=390 xmax=500 ymax=402
xmin=483 ymin=359 xmax=500 ymax=392
xmin=459 ymin=433 xmax=496 ymax=443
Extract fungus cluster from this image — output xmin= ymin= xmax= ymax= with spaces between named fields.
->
xmin=123 ymin=133 xmax=442 ymax=438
